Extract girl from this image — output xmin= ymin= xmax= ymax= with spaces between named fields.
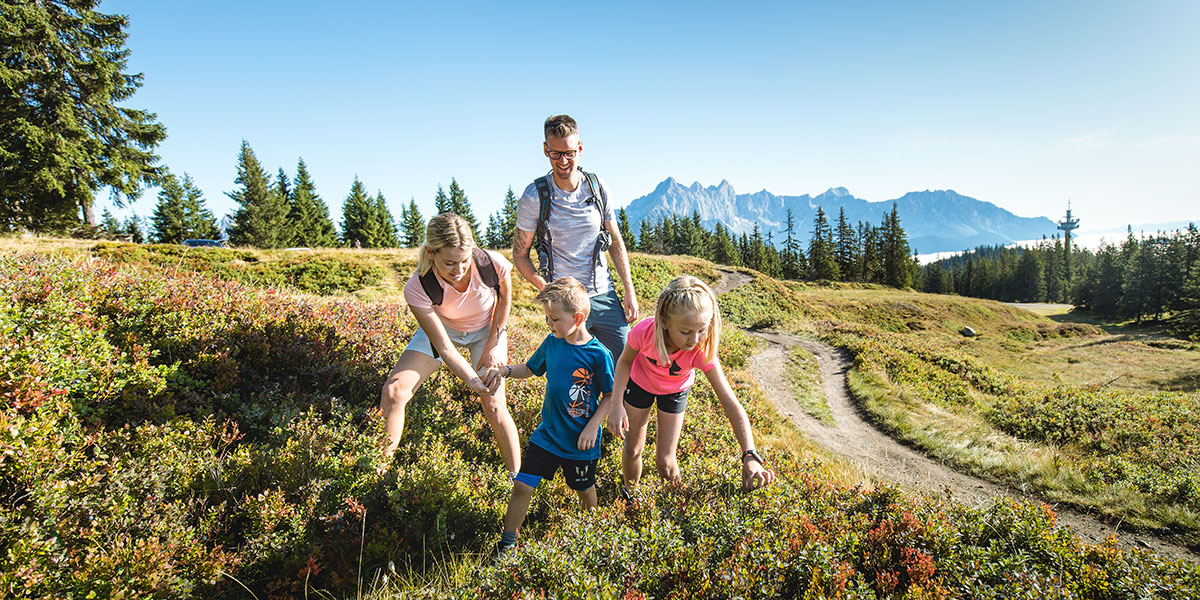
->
xmin=609 ymin=275 xmax=775 ymax=496
xmin=381 ymin=213 xmax=520 ymax=475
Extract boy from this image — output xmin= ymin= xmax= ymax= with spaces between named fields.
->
xmin=487 ymin=276 xmax=615 ymax=557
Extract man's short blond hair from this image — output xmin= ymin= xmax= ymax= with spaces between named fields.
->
xmin=544 ymin=115 xmax=578 ymax=140
xmin=536 ymin=276 xmax=590 ymax=316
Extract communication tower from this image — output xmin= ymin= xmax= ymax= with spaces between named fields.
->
xmin=1058 ymin=201 xmax=1080 ymax=281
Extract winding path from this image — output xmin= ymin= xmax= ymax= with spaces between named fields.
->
xmin=713 ymin=269 xmax=1196 ymax=562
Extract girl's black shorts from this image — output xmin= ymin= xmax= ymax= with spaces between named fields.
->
xmin=623 ymin=378 xmax=689 ymax=414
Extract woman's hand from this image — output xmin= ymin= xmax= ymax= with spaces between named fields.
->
xmin=465 ymin=375 xmax=495 ymax=396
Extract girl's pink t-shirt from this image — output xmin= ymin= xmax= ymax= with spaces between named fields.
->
xmin=402 ymin=250 xmax=511 ymax=332
xmin=627 ymin=317 xmax=716 ymax=395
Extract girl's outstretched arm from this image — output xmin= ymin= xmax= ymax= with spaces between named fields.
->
xmin=704 ymin=362 xmax=777 ymax=490
xmin=605 ymin=343 xmax=638 ymax=440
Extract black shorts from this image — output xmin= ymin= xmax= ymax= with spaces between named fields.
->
xmin=515 ymin=442 xmax=597 ymax=491
xmin=623 ymin=378 xmax=689 ymax=414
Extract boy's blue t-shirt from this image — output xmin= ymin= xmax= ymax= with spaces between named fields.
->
xmin=526 ymin=334 xmax=615 ymax=461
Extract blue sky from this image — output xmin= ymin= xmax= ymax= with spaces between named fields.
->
xmin=101 ymin=0 xmax=1199 ymax=232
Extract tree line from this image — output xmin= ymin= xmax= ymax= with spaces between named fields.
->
xmin=919 ymin=225 xmax=1200 ymax=337
xmin=616 ymin=204 xmax=918 ymax=288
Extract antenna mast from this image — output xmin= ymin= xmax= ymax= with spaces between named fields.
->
xmin=1058 ymin=200 xmax=1080 ymax=282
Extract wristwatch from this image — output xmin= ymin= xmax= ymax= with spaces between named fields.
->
xmin=741 ymin=449 xmax=764 ymax=466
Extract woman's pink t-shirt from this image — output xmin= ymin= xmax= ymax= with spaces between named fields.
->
xmin=627 ymin=317 xmax=716 ymax=395
xmin=402 ymin=250 xmax=511 ymax=332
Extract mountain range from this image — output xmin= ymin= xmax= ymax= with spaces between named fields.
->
xmin=622 ymin=178 xmax=1060 ymax=255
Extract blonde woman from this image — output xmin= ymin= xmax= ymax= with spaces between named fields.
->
xmin=608 ymin=275 xmax=775 ymax=498
xmin=381 ymin=213 xmax=520 ymax=475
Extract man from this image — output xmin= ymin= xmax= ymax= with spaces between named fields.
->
xmin=513 ymin=115 xmax=638 ymax=361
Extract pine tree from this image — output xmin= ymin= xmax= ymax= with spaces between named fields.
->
xmin=781 ymin=209 xmax=800 ymax=279
xmin=1173 ymin=260 xmax=1200 ymax=340
xmin=1015 ymin=250 xmax=1046 ymax=302
xmin=122 ymin=213 xmax=146 ymax=243
xmin=1 ymin=1 xmax=167 ymax=232
xmin=808 ymin=208 xmax=838 ymax=281
xmin=372 ymin=191 xmax=400 ymax=248
xmin=499 ymin=187 xmax=520 ymax=248
xmin=881 ymin=203 xmax=913 ymax=288
xmin=446 ymin=178 xmax=480 ymax=241
xmin=340 ymin=178 xmax=373 ymax=248
xmin=617 ymin=208 xmax=634 ymax=252
xmin=434 ymin=185 xmax=450 ymax=214
xmin=99 ymin=209 xmax=121 ymax=238
xmin=484 ymin=212 xmax=503 ymax=249
xmin=287 ymin=159 xmax=338 ymax=247
xmin=150 ymin=175 xmax=187 ymax=244
xmin=151 ymin=172 xmax=216 ymax=243
xmin=400 ymin=198 xmax=425 ymax=248
xmin=227 ymin=141 xmax=288 ymax=248
xmin=712 ymin=222 xmax=740 ymax=267
xmin=835 ymin=207 xmax=858 ymax=281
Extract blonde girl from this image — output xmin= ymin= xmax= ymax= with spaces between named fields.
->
xmin=381 ymin=213 xmax=520 ymax=475
xmin=608 ymin=275 xmax=775 ymax=496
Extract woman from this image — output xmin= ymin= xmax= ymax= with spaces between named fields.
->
xmin=381 ymin=213 xmax=520 ymax=475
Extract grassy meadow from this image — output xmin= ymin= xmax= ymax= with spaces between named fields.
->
xmin=2 ymin=237 xmax=1198 ymax=599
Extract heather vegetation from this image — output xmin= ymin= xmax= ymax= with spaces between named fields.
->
xmin=2 ymin=242 xmax=1198 ymax=599
xmin=717 ymin=281 xmax=1200 ymax=549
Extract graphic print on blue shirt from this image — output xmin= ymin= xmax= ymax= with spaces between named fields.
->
xmin=526 ymin=334 xmax=615 ymax=460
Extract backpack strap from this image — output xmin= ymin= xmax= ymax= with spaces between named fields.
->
xmin=418 ymin=247 xmax=501 ymax=307
xmin=418 ymin=264 xmax=445 ymax=306
xmin=580 ymin=169 xmax=612 ymax=291
xmin=472 ymin=247 xmax=501 ymax=295
xmin=533 ymin=175 xmax=555 ymax=279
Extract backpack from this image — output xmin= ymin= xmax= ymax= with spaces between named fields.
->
xmin=532 ymin=168 xmax=612 ymax=290
xmin=418 ymin=246 xmax=500 ymax=306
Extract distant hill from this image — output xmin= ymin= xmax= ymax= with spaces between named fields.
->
xmin=623 ymin=178 xmax=1058 ymax=254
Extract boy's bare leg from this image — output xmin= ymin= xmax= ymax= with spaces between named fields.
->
xmin=577 ymin=486 xmax=598 ymax=509
xmin=503 ymin=481 xmax=536 ymax=534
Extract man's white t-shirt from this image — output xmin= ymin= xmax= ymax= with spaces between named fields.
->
xmin=516 ymin=173 xmax=617 ymax=296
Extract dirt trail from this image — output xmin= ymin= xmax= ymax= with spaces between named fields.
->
xmin=713 ymin=269 xmax=1197 ymax=562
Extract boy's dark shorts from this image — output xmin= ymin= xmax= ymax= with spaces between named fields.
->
xmin=516 ymin=442 xmax=597 ymax=491
xmin=623 ymin=378 xmax=689 ymax=414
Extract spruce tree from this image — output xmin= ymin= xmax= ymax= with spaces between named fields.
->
xmin=808 ymin=207 xmax=838 ymax=281
xmin=881 ymin=203 xmax=913 ymax=288
xmin=340 ymin=178 xmax=373 ymax=248
xmin=434 ymin=185 xmax=450 ymax=214
xmin=400 ymin=198 xmax=425 ymax=248
xmin=151 ymin=172 xmax=217 ymax=243
xmin=500 ymin=187 xmax=520 ymax=248
xmin=227 ymin=141 xmax=288 ymax=248
xmin=122 ymin=213 xmax=146 ymax=243
xmin=484 ymin=212 xmax=503 ymax=249
xmin=372 ymin=191 xmax=400 ymax=248
xmin=835 ymin=207 xmax=858 ymax=281
xmin=99 ymin=209 xmax=121 ymax=238
xmin=287 ymin=159 xmax=338 ymax=247
xmin=617 ymin=208 xmax=635 ymax=253
xmin=1 ymin=0 xmax=167 ymax=231
xmin=712 ymin=222 xmax=740 ymax=267
xmin=446 ymin=178 xmax=480 ymax=241
xmin=150 ymin=174 xmax=187 ymax=243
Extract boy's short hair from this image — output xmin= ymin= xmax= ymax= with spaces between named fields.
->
xmin=544 ymin=115 xmax=579 ymax=140
xmin=536 ymin=276 xmax=590 ymax=316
